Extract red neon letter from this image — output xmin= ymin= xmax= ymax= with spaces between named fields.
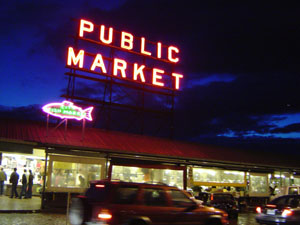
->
xmin=141 ymin=37 xmax=151 ymax=56
xmin=113 ymin=58 xmax=127 ymax=78
xmin=67 ymin=47 xmax=84 ymax=68
xmin=157 ymin=42 xmax=162 ymax=59
xmin=91 ymin=54 xmax=107 ymax=73
xmin=79 ymin=19 xmax=94 ymax=37
xmin=152 ymin=68 xmax=165 ymax=87
xmin=172 ymin=73 xmax=183 ymax=90
xmin=121 ymin=32 xmax=133 ymax=50
xmin=100 ymin=25 xmax=113 ymax=44
xmin=133 ymin=63 xmax=146 ymax=83
xmin=168 ymin=46 xmax=179 ymax=63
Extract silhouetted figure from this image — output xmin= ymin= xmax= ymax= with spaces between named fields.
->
xmin=9 ymin=168 xmax=19 ymax=198
xmin=19 ymin=169 xmax=27 ymax=199
xmin=0 ymin=168 xmax=7 ymax=195
xmin=26 ymin=170 xmax=34 ymax=198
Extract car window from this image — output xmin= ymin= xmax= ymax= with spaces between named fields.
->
xmin=168 ymin=190 xmax=195 ymax=208
xmin=288 ymin=187 xmax=299 ymax=195
xmin=113 ymin=186 xmax=139 ymax=204
xmin=85 ymin=184 xmax=111 ymax=202
xmin=287 ymin=196 xmax=299 ymax=208
xmin=143 ymin=188 xmax=168 ymax=207
xmin=270 ymin=196 xmax=288 ymax=206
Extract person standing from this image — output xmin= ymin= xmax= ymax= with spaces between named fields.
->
xmin=26 ymin=170 xmax=34 ymax=199
xmin=9 ymin=168 xmax=19 ymax=198
xmin=19 ymin=169 xmax=27 ymax=199
xmin=0 ymin=168 xmax=7 ymax=195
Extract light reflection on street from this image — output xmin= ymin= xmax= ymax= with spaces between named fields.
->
xmin=0 ymin=212 xmax=258 ymax=225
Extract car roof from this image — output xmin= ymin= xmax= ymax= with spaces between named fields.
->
xmin=90 ymin=179 xmax=178 ymax=189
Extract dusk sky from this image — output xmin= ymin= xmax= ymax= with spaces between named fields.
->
xmin=1 ymin=1 xmax=300 ymax=154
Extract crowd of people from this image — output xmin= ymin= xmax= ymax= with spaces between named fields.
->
xmin=0 ymin=167 xmax=34 ymax=199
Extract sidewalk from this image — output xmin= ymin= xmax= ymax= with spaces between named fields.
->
xmin=0 ymin=195 xmax=41 ymax=213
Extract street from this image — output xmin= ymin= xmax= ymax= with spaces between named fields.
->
xmin=0 ymin=212 xmax=258 ymax=225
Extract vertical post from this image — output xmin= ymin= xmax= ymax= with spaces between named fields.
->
xmin=46 ymin=114 xmax=49 ymax=137
xmin=183 ymin=166 xmax=187 ymax=190
xmin=66 ymin=192 xmax=71 ymax=225
xmin=64 ymin=119 xmax=68 ymax=140
xmin=105 ymin=154 xmax=110 ymax=179
xmin=42 ymin=150 xmax=48 ymax=209
xmin=81 ymin=119 xmax=86 ymax=141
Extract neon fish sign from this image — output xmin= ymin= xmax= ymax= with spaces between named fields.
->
xmin=42 ymin=101 xmax=93 ymax=121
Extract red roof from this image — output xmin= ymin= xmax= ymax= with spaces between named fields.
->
xmin=0 ymin=118 xmax=298 ymax=169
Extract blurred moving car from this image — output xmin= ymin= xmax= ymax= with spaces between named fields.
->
xmin=69 ymin=180 xmax=229 ymax=225
xmin=256 ymin=194 xmax=300 ymax=225
xmin=205 ymin=193 xmax=239 ymax=219
xmin=184 ymin=190 xmax=204 ymax=205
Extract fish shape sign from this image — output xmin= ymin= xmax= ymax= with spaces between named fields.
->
xmin=42 ymin=101 xmax=93 ymax=121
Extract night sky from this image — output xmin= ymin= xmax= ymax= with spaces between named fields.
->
xmin=1 ymin=1 xmax=300 ymax=154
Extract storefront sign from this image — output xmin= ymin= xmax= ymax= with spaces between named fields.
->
xmin=42 ymin=101 xmax=93 ymax=121
xmin=67 ymin=19 xmax=184 ymax=90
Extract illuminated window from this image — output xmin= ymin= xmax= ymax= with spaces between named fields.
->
xmin=111 ymin=166 xmax=184 ymax=189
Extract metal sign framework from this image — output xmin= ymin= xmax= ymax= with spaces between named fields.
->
xmin=62 ymin=19 xmax=180 ymax=138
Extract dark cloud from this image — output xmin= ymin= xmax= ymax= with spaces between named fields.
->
xmin=271 ymin=123 xmax=300 ymax=134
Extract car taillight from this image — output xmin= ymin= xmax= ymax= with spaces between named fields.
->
xmin=96 ymin=184 xmax=105 ymax=188
xmin=282 ymin=209 xmax=293 ymax=217
xmin=256 ymin=206 xmax=262 ymax=213
xmin=98 ymin=210 xmax=112 ymax=220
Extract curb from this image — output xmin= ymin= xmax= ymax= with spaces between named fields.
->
xmin=0 ymin=209 xmax=41 ymax=213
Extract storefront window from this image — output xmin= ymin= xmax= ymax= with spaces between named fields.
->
xmin=48 ymin=155 xmax=106 ymax=191
xmin=51 ymin=162 xmax=101 ymax=188
xmin=270 ymin=172 xmax=292 ymax=189
xmin=111 ymin=165 xmax=184 ymax=189
xmin=293 ymin=177 xmax=300 ymax=185
xmin=1 ymin=153 xmax=45 ymax=186
xmin=193 ymin=168 xmax=245 ymax=186
xmin=249 ymin=173 xmax=269 ymax=196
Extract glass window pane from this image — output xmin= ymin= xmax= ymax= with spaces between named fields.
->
xmin=193 ymin=168 xmax=245 ymax=184
xmin=111 ymin=166 xmax=183 ymax=189
xmin=51 ymin=161 xmax=101 ymax=188
xmin=143 ymin=188 xmax=167 ymax=206
xmin=294 ymin=177 xmax=300 ymax=185
xmin=113 ymin=186 xmax=139 ymax=204
xmin=168 ymin=190 xmax=194 ymax=208
xmin=249 ymin=174 xmax=269 ymax=196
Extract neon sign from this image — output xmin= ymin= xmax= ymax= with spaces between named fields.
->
xmin=66 ymin=19 xmax=184 ymax=90
xmin=42 ymin=101 xmax=93 ymax=121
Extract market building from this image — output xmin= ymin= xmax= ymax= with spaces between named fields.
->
xmin=1 ymin=18 xmax=299 ymax=212
xmin=0 ymin=118 xmax=299 ymax=211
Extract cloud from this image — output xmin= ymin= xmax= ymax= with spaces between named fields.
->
xmin=270 ymin=123 xmax=300 ymax=134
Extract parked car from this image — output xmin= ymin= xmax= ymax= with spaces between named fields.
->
xmin=69 ymin=180 xmax=229 ymax=225
xmin=271 ymin=186 xmax=300 ymax=200
xmin=256 ymin=194 xmax=300 ymax=225
xmin=205 ymin=193 xmax=239 ymax=219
